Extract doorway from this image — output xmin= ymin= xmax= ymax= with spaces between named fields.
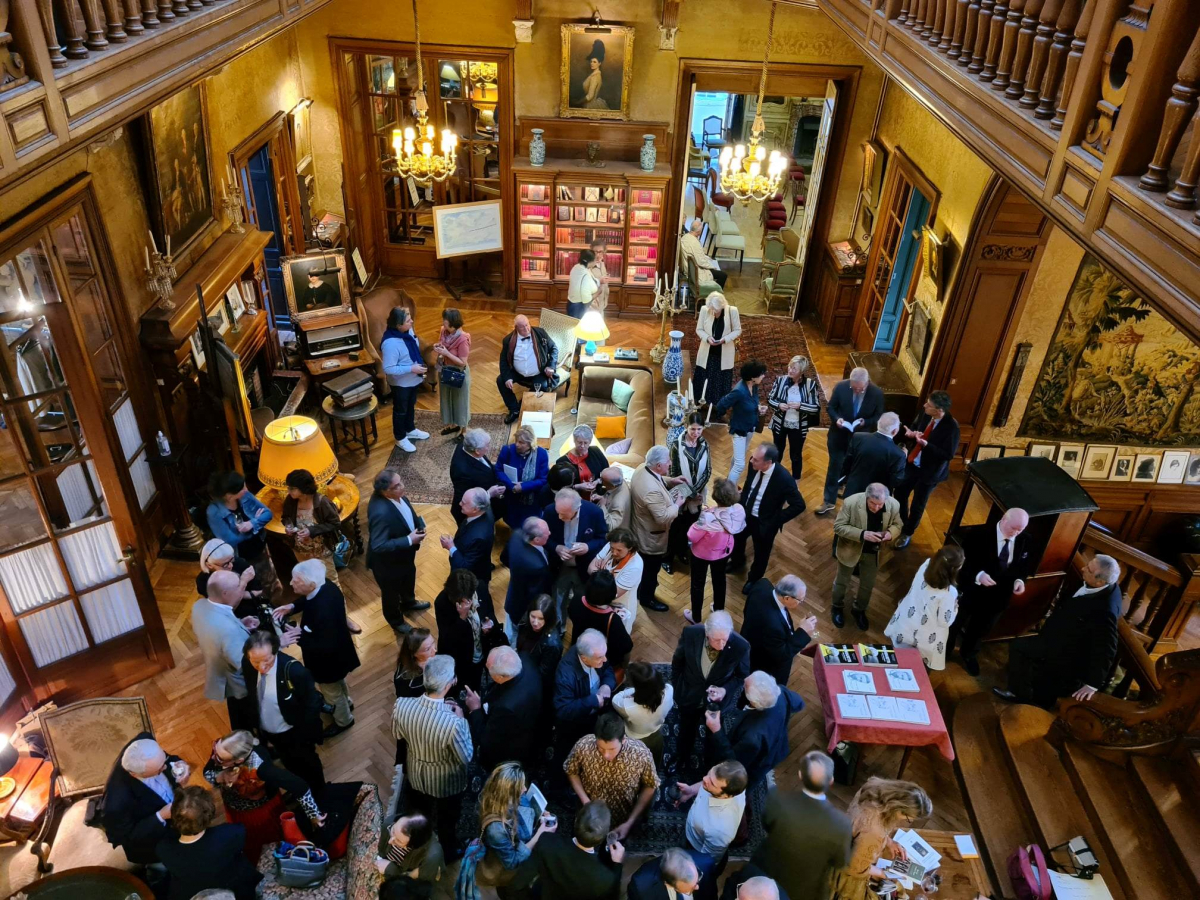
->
xmin=247 ymin=145 xmax=288 ymax=331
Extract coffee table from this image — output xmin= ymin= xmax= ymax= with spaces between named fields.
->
xmin=514 ymin=390 xmax=556 ymax=451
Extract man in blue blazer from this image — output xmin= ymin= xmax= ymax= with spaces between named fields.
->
xmin=705 ymin=671 xmax=804 ymax=788
xmin=553 ymin=628 xmax=616 ymax=759
xmin=367 ymin=468 xmax=431 ymax=632
xmin=544 ymin=487 xmax=608 ymax=615
xmin=894 ymin=391 xmax=961 ymax=549
xmin=503 ymin=517 xmax=552 ymax=640
xmin=441 ymin=487 xmax=497 ymax=621
xmin=628 ymin=848 xmax=709 ymax=900
xmin=817 ymin=367 xmax=885 ymax=515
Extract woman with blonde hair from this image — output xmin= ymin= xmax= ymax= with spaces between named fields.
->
xmin=469 ymin=763 xmax=556 ymax=897
xmin=693 ymin=292 xmax=742 ymax=419
xmin=831 ymin=777 xmax=932 ymax=900
xmin=885 ymin=544 xmax=965 ymax=670
xmin=495 ymin=424 xmax=549 ymax=529
xmin=766 ymin=354 xmax=821 ymax=479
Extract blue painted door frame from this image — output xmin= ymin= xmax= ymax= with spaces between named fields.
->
xmin=873 ymin=190 xmax=930 ymax=352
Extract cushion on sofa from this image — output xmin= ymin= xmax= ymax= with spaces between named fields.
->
xmin=607 ymin=437 xmax=633 ymax=455
xmin=595 ymin=416 xmax=627 ymax=439
xmin=610 ymin=379 xmax=635 ymax=412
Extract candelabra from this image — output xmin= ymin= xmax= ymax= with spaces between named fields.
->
xmin=221 ymin=181 xmax=246 ymax=234
xmin=650 ymin=271 xmax=684 ymax=364
xmin=144 ymin=241 xmax=177 ymax=311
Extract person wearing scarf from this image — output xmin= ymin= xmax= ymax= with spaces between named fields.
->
xmin=495 ymin=425 xmax=549 ymax=529
xmin=381 ymin=306 xmax=429 ymax=453
xmin=665 ymin=414 xmax=711 ymax=573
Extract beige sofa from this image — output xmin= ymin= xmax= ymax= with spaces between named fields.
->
xmin=553 ymin=366 xmax=656 ymax=468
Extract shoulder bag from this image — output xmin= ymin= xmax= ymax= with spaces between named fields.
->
xmin=274 ymin=840 xmax=329 ymax=888
xmin=1006 ymin=844 xmax=1052 ymax=900
xmin=440 ymin=365 xmax=466 ymax=388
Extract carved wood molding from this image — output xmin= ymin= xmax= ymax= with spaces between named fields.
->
xmin=980 ymin=243 xmax=1037 ymax=261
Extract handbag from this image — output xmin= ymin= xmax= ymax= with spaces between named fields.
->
xmin=274 ymin=841 xmax=329 ymax=888
xmin=1006 ymin=844 xmax=1052 ymax=900
xmin=473 ymin=815 xmax=520 ymax=888
xmin=440 ymin=365 xmax=466 ymax=388
xmin=333 ymin=533 xmax=352 ymax=568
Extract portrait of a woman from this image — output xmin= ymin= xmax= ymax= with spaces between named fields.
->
xmin=580 ymin=40 xmax=608 ymax=110
xmin=560 ymin=25 xmax=634 ymax=120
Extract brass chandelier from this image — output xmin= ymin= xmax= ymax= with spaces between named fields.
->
xmin=390 ymin=0 xmax=457 ymax=186
xmin=718 ymin=1 xmax=788 ymax=204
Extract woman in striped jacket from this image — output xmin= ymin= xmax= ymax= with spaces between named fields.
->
xmin=766 ymin=355 xmax=821 ymax=480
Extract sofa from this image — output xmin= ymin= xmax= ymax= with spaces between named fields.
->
xmin=257 ymin=783 xmax=383 ymax=900
xmin=552 ymin=366 xmax=656 ymax=468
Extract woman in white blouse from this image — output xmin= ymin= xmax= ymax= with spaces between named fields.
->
xmin=693 ymin=293 xmax=742 ymax=419
xmin=612 ymin=661 xmax=674 ymax=769
xmin=884 ymin=544 xmax=965 ymax=670
xmin=587 ymin=527 xmax=644 ymax=632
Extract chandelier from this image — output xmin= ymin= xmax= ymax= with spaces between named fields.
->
xmin=718 ymin=1 xmax=788 ymax=204
xmin=389 ymin=0 xmax=457 ymax=186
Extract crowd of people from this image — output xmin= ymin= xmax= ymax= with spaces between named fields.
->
xmin=127 ymin=302 xmax=1129 ymax=900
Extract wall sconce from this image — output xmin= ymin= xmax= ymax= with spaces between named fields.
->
xmin=291 ymin=97 xmax=313 ymax=116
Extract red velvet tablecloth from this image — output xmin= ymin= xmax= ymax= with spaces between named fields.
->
xmin=805 ymin=645 xmax=955 ymax=761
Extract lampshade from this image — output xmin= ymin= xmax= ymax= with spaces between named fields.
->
xmin=575 ymin=310 xmax=610 ymax=342
xmin=257 ymin=416 xmax=338 ymax=491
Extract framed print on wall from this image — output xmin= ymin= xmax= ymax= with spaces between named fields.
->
xmin=1158 ymin=450 xmax=1191 ymax=484
xmin=1186 ymin=451 xmax=1200 ymax=485
xmin=974 ymin=445 xmax=1005 ymax=462
xmin=1057 ymin=443 xmax=1085 ymax=478
xmin=1109 ymin=455 xmax=1134 ymax=482
xmin=1026 ymin=442 xmax=1058 ymax=462
xmin=282 ymin=250 xmax=350 ymax=323
xmin=560 ymin=23 xmax=634 ymax=120
xmin=1132 ymin=453 xmax=1160 ymax=483
xmin=1079 ymin=445 xmax=1117 ymax=480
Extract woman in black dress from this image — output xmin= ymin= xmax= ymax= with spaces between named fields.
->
xmin=157 ymin=785 xmax=262 ymax=900
xmin=515 ymin=594 xmax=561 ymax=744
xmin=434 ymin=569 xmax=507 ymax=691
xmin=394 ymin=628 xmax=437 ymax=764
xmin=567 ymin=570 xmax=631 ymax=669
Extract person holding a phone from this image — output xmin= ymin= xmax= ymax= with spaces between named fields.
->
xmin=367 ymin=468 xmax=432 ymax=634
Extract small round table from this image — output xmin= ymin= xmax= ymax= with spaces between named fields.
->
xmin=322 ymin=394 xmax=379 ymax=455
xmin=6 ymin=866 xmax=153 ymax=898
xmin=257 ymin=473 xmax=364 ymax=556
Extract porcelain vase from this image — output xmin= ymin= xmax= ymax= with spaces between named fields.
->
xmin=666 ymin=390 xmax=688 ymax=446
xmin=529 ymin=129 xmax=546 ymax=166
xmin=640 ymin=134 xmax=657 ymax=171
xmin=663 ymin=330 xmax=685 ymax=383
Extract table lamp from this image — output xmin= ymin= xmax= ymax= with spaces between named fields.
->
xmin=575 ymin=310 xmax=610 ymax=357
xmin=0 ymin=734 xmax=19 ymax=799
xmin=257 ymin=415 xmax=338 ymax=491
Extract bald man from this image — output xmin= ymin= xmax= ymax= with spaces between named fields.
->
xmin=950 ymin=507 xmax=1032 ymax=676
xmin=497 ymin=314 xmax=560 ymax=424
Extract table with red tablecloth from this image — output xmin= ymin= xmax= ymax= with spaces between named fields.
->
xmin=804 ymin=645 xmax=955 ymax=762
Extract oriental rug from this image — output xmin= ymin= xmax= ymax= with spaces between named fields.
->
xmin=383 ymin=411 xmax=511 ymax=505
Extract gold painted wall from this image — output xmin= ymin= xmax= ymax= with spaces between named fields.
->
xmin=874 ymin=77 xmax=993 ymax=390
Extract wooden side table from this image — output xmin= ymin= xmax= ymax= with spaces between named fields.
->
xmin=304 ymin=345 xmax=378 ymax=385
xmin=0 ymin=756 xmax=50 ymax=842
xmin=322 ymin=395 xmax=379 ymax=455
xmin=514 ymin=390 xmax=556 ymax=451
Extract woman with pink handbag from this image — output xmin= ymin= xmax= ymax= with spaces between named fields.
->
xmin=684 ymin=477 xmax=745 ymax=624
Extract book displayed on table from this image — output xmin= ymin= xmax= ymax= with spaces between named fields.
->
xmin=885 ymin=669 xmax=920 ymax=692
xmin=858 ymin=643 xmax=899 ymax=665
xmin=819 ymin=643 xmax=861 ymax=665
xmin=833 ymin=693 xmax=931 ymax=725
xmin=842 ymin=670 xmax=876 ymax=694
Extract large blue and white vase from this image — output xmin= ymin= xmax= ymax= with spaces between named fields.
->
xmin=663 ymin=330 xmax=685 ymax=383
xmin=529 ymin=128 xmax=546 ymax=166
xmin=640 ymin=134 xmax=657 ymax=171
xmin=666 ymin=390 xmax=688 ymax=446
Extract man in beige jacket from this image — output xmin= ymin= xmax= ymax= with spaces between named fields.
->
xmin=832 ymin=483 xmax=902 ymax=630
xmin=596 ymin=466 xmax=631 ymax=532
xmin=630 ymin=446 xmax=685 ymax=613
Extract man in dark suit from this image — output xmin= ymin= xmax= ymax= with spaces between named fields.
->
xmin=503 ymin=517 xmax=552 ymax=641
xmin=545 ymin=487 xmax=609 ymax=615
xmin=553 ymin=628 xmax=617 ymax=759
xmin=628 ymin=847 xmax=708 ymax=900
xmin=817 ymin=367 xmax=885 ymax=515
xmin=705 ymin=671 xmax=804 ymax=788
xmin=730 ymin=444 xmax=805 ymax=594
xmin=497 ymin=314 xmax=561 ymax=424
xmin=719 ymin=872 xmax=788 ymax=900
xmin=441 ymin=486 xmax=497 ymax=621
xmin=741 ymin=574 xmax=818 ymax=688
xmin=450 ymin=428 xmax=506 ymax=526
xmin=995 ymin=554 xmax=1123 ymax=708
xmin=950 ymin=507 xmax=1031 ymax=676
xmin=750 ymin=751 xmax=851 ymax=900
xmin=893 ymin=392 xmax=961 ymax=549
xmin=841 ymin=412 xmax=906 ymax=498
xmin=103 ymin=733 xmax=188 ymax=864
xmin=671 ymin=611 xmax=751 ymax=774
xmin=514 ymin=801 xmax=623 ymax=900
xmin=463 ymin=646 xmax=543 ymax=771
xmin=241 ymin=629 xmax=326 ymax=793
xmin=367 ymin=468 xmax=431 ymax=633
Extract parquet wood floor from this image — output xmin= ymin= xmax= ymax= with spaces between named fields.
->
xmin=124 ymin=278 xmax=1007 ymax=880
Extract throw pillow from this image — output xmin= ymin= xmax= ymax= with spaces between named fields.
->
xmin=606 ymin=437 xmax=633 ymax=455
xmin=594 ymin=415 xmax=627 ymax=440
xmin=610 ymin=379 xmax=635 ymax=412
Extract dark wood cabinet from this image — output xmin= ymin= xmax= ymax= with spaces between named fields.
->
xmin=812 ymin=241 xmax=864 ymax=343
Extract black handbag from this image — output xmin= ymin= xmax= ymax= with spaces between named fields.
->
xmin=440 ymin=365 xmax=466 ymax=388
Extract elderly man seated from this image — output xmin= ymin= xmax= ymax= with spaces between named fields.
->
xmin=565 ymin=713 xmax=660 ymax=842
xmin=497 ymin=314 xmax=561 ymax=424
xmin=103 ymin=734 xmax=190 ymax=865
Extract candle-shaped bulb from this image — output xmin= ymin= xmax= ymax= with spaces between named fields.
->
xmin=755 ymin=145 xmax=766 ymax=162
xmin=749 ymin=161 xmax=762 ymax=177
xmin=734 ymin=144 xmax=746 ymax=159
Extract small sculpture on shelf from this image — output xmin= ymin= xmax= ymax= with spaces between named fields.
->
xmin=144 ymin=230 xmax=177 ymax=311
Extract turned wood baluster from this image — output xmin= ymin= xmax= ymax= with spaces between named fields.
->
xmin=993 ymin=0 xmax=1026 ymax=89
xmin=1140 ymin=25 xmax=1200 ymax=198
xmin=910 ymin=0 xmax=925 ymax=29
xmin=959 ymin=0 xmax=982 ymax=66
xmin=1021 ymin=0 xmax=1064 ymax=107
xmin=123 ymin=0 xmax=143 ymax=33
xmin=1007 ymin=0 xmax=1047 ymax=99
xmin=101 ymin=0 xmax=127 ymax=41
xmin=1051 ymin=0 xmax=1093 ymax=126
xmin=923 ymin=0 xmax=937 ymax=39
xmin=1035 ymin=0 xmax=1082 ymax=118
xmin=939 ymin=0 xmax=958 ymax=51
xmin=171 ymin=0 xmax=188 ymax=15
xmin=968 ymin=0 xmax=995 ymax=74
xmin=929 ymin=0 xmax=946 ymax=44
xmin=156 ymin=0 xmax=174 ymax=19
xmin=949 ymin=0 xmax=971 ymax=57
xmin=78 ymin=0 xmax=109 ymax=50
xmin=898 ymin=0 xmax=911 ymax=26
xmin=187 ymin=0 xmax=201 ymax=11
xmin=140 ymin=0 xmax=159 ymax=25
xmin=981 ymin=0 xmax=1009 ymax=80
xmin=33 ymin=0 xmax=69 ymax=66
xmin=54 ymin=0 xmax=88 ymax=57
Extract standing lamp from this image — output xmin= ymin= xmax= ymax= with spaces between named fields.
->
xmin=0 ymin=734 xmax=20 ymax=800
xmin=575 ymin=310 xmax=610 ymax=357
xmin=257 ymin=416 xmax=339 ymax=491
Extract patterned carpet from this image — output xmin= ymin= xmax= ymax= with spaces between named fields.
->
xmin=384 ymin=410 xmax=511 ymax=504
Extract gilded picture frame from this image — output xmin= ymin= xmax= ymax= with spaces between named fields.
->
xmin=282 ymin=250 xmax=351 ymax=324
xmin=921 ymin=227 xmax=943 ymax=298
xmin=560 ymin=23 xmax=635 ymax=121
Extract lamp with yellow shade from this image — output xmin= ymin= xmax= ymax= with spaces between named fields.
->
xmin=575 ymin=310 xmax=610 ymax=358
xmin=258 ymin=416 xmax=339 ymax=490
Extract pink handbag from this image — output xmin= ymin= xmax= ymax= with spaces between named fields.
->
xmin=1007 ymin=844 xmax=1052 ymax=900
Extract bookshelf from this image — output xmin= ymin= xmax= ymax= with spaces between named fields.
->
xmin=512 ymin=158 xmax=671 ymax=317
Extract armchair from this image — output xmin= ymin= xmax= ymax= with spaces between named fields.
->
xmin=762 ymin=261 xmax=801 ymax=314
xmin=704 ymin=204 xmax=745 ymax=272
xmin=760 ymin=234 xmax=787 ymax=286
xmin=537 ymin=308 xmax=581 ymax=396
xmin=686 ymin=257 xmax=720 ymax=303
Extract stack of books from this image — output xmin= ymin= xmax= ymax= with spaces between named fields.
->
xmin=325 ymin=370 xmax=374 ymax=408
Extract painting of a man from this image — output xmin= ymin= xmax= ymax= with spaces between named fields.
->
xmin=283 ymin=252 xmax=348 ymax=319
xmin=146 ymin=86 xmax=212 ymax=256
xmin=298 ymin=271 xmax=339 ymax=312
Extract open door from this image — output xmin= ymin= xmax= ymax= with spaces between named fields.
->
xmin=791 ymin=82 xmax=836 ymax=318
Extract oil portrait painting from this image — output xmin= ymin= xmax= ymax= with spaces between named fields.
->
xmin=143 ymin=85 xmax=214 ymax=258
xmin=560 ymin=24 xmax=634 ymax=120
xmin=1019 ymin=255 xmax=1200 ymax=448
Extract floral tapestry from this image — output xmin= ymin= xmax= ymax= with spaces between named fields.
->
xmin=1019 ymin=255 xmax=1200 ymax=448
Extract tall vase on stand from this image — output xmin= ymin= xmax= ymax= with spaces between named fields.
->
xmin=640 ymin=134 xmax=657 ymax=171
xmin=666 ymin=389 xmax=689 ymax=446
xmin=529 ymin=128 xmax=546 ymax=166
xmin=663 ymin=330 xmax=684 ymax=384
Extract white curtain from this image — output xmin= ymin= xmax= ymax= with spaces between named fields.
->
xmin=0 ymin=543 xmax=68 ymax=612
xmin=55 ymin=463 xmax=103 ymax=524
xmin=19 ymin=602 xmax=87 ymax=667
xmin=58 ymin=522 xmax=125 ymax=591
xmin=0 ymin=652 xmax=16 ymax=706
xmin=80 ymin=581 xmax=143 ymax=643
xmin=113 ymin=398 xmax=141 ymax=463
xmin=129 ymin=450 xmax=156 ymax=510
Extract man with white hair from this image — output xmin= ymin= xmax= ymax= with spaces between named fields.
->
xmin=705 ymin=671 xmax=803 ymax=788
xmin=841 ymin=410 xmax=906 ymax=498
xmin=102 ymin=734 xmax=189 ymax=864
xmin=440 ymin=485 xmax=497 ymax=620
xmin=671 ymin=610 xmax=750 ymax=773
xmin=831 ymin=483 xmax=903 ymax=630
xmin=504 ymin=516 xmax=552 ymax=640
xmin=720 ymin=873 xmax=783 ymax=900
xmin=497 ymin=314 xmax=560 ymax=424
xmin=817 ymin=367 xmax=884 ymax=515
xmin=450 ymin=427 xmax=505 ymax=526
xmin=679 ymin=217 xmax=728 ymax=288
xmin=463 ymin=645 xmax=542 ymax=770
xmin=545 ymin=486 xmax=609 ymax=614
xmin=631 ymin=445 xmax=687 ymax=612
xmin=628 ymin=845 xmax=707 ymax=900
xmin=741 ymin=574 xmax=818 ymax=687
xmin=554 ymin=628 xmax=617 ymax=757
xmin=595 ymin=466 xmax=632 ymax=531
xmin=995 ymin=554 xmax=1123 ymax=708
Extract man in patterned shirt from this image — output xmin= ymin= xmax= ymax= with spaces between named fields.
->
xmin=565 ymin=712 xmax=659 ymax=841
xmin=391 ymin=655 xmax=473 ymax=860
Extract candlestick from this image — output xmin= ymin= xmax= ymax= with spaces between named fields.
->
xmin=144 ymin=246 xmax=150 ymax=269
xmin=165 ymin=235 xmax=170 ymax=257
xmin=700 ymin=379 xmax=707 ymax=403
xmin=148 ymin=229 xmax=158 ymax=253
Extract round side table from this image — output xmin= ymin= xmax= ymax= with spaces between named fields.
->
xmin=322 ymin=394 xmax=379 ymax=455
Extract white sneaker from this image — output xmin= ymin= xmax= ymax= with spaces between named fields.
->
xmin=406 ymin=428 xmax=430 ymax=441
xmin=395 ymin=438 xmax=417 ymax=452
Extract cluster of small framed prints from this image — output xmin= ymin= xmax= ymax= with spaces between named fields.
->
xmin=187 ymin=279 xmax=258 ymax=370
xmin=1009 ymin=441 xmax=1200 ymax=485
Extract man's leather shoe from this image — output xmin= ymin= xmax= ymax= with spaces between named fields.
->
xmin=852 ymin=610 xmax=869 ymax=630
xmin=963 ymin=656 xmax=980 ymax=676
xmin=832 ymin=609 xmax=845 ymax=628
xmin=644 ymin=598 xmax=669 ymax=612
xmin=992 ymin=688 xmax=1018 ymax=703
xmin=741 ymin=580 xmax=754 ymax=595
xmin=402 ymin=600 xmax=432 ymax=612
xmin=323 ymin=720 xmax=355 ymax=739
xmin=661 ymin=561 xmax=674 ymax=575
xmin=503 ymin=411 xmax=519 ymax=424
xmin=894 ymin=535 xmax=912 ymax=550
